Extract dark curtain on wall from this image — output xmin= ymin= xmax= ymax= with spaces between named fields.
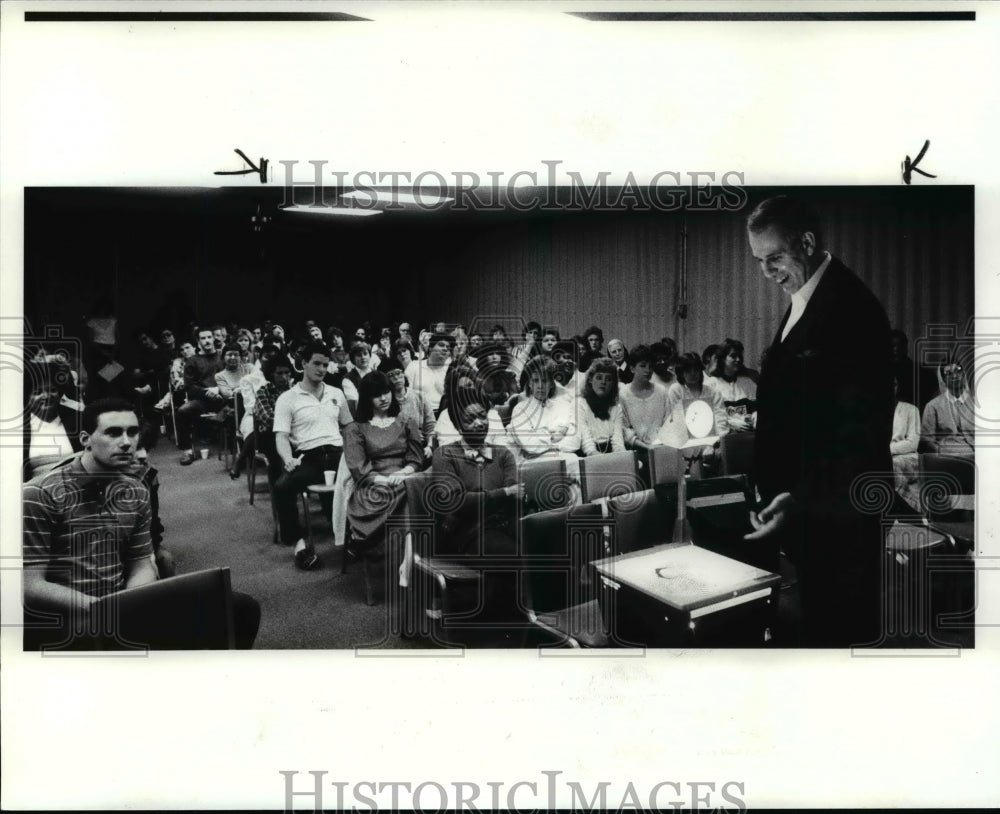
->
xmin=25 ymin=187 xmax=973 ymax=371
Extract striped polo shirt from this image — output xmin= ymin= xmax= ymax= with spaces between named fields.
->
xmin=23 ymin=455 xmax=153 ymax=598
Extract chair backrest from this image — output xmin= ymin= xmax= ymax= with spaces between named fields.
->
xmin=608 ymin=488 xmax=677 ymax=555
xmin=92 ymin=567 xmax=236 ymax=650
xmin=720 ymin=431 xmax=755 ymax=478
xmin=519 ymin=455 xmax=571 ymax=513
xmin=395 ymin=470 xmax=488 ymax=558
xmin=578 ymin=450 xmax=642 ymax=504
xmin=234 ymin=390 xmax=245 ymax=427
xmin=919 ymin=453 xmax=975 ymax=522
xmin=519 ymin=503 xmax=604 ymax=615
xmin=646 ymin=445 xmax=684 ymax=486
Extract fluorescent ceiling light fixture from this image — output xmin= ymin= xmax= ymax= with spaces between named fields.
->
xmin=280 ymin=205 xmax=381 ymax=217
xmin=341 ymin=190 xmax=454 ymax=206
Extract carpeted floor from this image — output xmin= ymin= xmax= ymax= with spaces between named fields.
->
xmin=151 ymin=442 xmax=425 ymax=649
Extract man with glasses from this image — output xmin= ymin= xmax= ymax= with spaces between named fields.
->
xmin=920 ymin=360 xmax=975 ymax=456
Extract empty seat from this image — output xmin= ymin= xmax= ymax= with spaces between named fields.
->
xmin=519 ymin=503 xmax=608 ymax=647
xmin=578 ymin=450 xmax=642 ymax=504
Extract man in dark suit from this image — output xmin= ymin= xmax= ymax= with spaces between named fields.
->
xmin=744 ymin=196 xmax=894 ymax=647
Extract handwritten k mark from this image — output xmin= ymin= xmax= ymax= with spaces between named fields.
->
xmin=901 ymin=139 xmax=936 ymax=185
xmin=214 ymin=149 xmax=268 ymax=183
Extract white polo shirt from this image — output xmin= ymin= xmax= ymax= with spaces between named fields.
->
xmin=273 ymin=382 xmax=353 ymax=452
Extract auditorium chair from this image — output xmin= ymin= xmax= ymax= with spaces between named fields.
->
xmin=578 ymin=450 xmax=643 ymax=505
xmin=919 ymin=452 xmax=975 ymax=550
xmin=519 ymin=503 xmax=609 ymax=648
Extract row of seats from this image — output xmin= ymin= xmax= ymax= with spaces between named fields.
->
xmin=393 ymin=447 xmax=975 ymax=648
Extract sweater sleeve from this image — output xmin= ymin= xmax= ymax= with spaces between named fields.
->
xmin=891 ymin=402 xmax=920 ymax=456
xmin=611 ymin=404 xmax=626 ymax=452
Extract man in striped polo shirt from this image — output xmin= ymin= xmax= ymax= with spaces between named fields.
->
xmin=22 ymin=397 xmax=158 ymax=649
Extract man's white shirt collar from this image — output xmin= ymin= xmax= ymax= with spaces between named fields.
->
xmin=781 ymin=251 xmax=831 ymax=341
xmin=792 ymin=251 xmax=831 ymax=309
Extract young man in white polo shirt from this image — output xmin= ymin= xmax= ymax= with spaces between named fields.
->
xmin=272 ymin=341 xmax=353 ymax=569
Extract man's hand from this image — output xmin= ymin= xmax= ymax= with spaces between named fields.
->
xmin=504 ymin=483 xmax=526 ymax=499
xmin=206 ymin=386 xmax=221 ymax=398
xmin=745 ymin=492 xmax=796 ymax=541
xmin=283 ymin=455 xmax=302 ymax=472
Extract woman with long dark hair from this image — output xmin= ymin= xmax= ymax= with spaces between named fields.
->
xmin=343 ymin=371 xmax=423 ymax=550
xmin=579 ymin=358 xmax=625 ymax=456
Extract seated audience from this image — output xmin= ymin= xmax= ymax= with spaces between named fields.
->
xmin=234 ymin=328 xmax=255 ymax=364
xmin=578 ymin=325 xmax=606 ymax=373
xmin=24 ymin=359 xmax=84 ymax=478
xmin=619 ymin=344 xmax=671 ymax=450
xmin=345 ymin=341 xmax=376 ymax=394
xmin=215 ymin=344 xmax=254 ymax=398
xmin=538 ymin=328 xmax=560 ymax=357
xmin=549 ymin=340 xmax=580 ymax=391
xmin=415 ymin=329 xmax=432 ymax=360
xmin=649 ymin=341 xmax=677 ymax=388
xmin=375 ymin=327 xmax=393 ymax=360
xmin=396 ymin=322 xmax=413 ymax=347
xmin=511 ymin=321 xmax=542 ymax=377
xmin=890 ymin=376 xmax=921 ymax=512
xmin=706 ymin=338 xmax=758 ymax=432
xmin=211 ymin=324 xmax=228 ymax=353
xmin=252 ymin=353 xmax=294 ymax=484
xmin=131 ymin=420 xmax=176 ymax=579
xmin=176 ymin=329 xmax=226 ymax=465
xmin=507 ymin=356 xmax=580 ymax=460
xmin=663 ymin=352 xmax=729 ymax=469
xmin=431 ymin=373 xmax=522 ymax=558
xmin=579 ymin=358 xmax=626 ymax=456
xmin=273 ymin=341 xmax=353 ymax=570
xmin=405 ymin=332 xmax=454 ymax=416
xmin=490 ymin=324 xmax=512 ymax=351
xmin=702 ymin=343 xmax=721 ymax=374
xmin=475 ymin=344 xmax=519 ymax=410
xmin=154 ymin=338 xmax=196 ymax=414
xmin=128 ymin=329 xmax=167 ymax=411
xmin=229 ymin=343 xmax=280 ymax=479
xmin=393 ymin=338 xmax=416 ymax=370
xmin=451 ymin=326 xmax=477 ymax=370
xmin=380 ymin=356 xmax=436 ymax=454
xmin=435 ymin=365 xmax=508 ymax=447
xmin=304 ymin=321 xmax=324 ymax=342
xmin=344 ymin=371 xmax=423 ymax=553
xmin=607 ymin=338 xmax=633 ymax=384
xmin=920 ymin=359 xmax=975 ymax=456
xmin=23 ymin=397 xmax=260 ymax=650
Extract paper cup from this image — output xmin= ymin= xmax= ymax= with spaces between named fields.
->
xmin=323 ymin=470 xmax=335 ymax=486
xmin=199 ymin=448 xmax=209 ymax=460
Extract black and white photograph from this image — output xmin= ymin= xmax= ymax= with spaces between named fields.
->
xmin=2 ymin=2 xmax=998 ymax=810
